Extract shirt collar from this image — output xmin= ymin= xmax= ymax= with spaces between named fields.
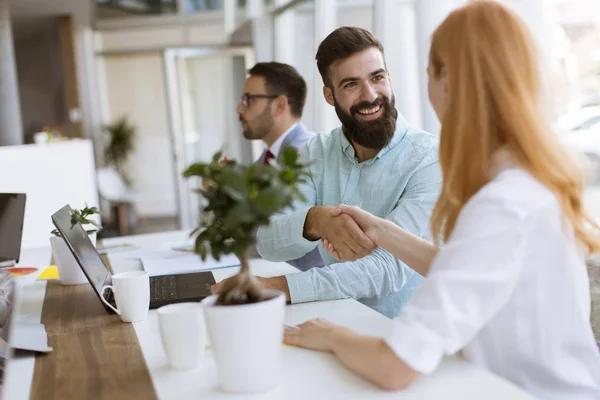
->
xmin=340 ymin=111 xmax=410 ymax=165
xmin=267 ymin=122 xmax=298 ymax=158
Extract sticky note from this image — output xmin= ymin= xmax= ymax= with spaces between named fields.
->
xmin=37 ymin=266 xmax=59 ymax=280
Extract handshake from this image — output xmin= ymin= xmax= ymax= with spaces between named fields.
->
xmin=304 ymin=205 xmax=385 ymax=262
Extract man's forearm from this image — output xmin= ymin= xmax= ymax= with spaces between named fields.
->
xmin=303 ymin=206 xmax=326 ymax=241
xmin=256 ymin=209 xmax=320 ymax=261
xmin=258 ymin=276 xmax=291 ymax=302
xmin=285 ymin=247 xmax=406 ymax=306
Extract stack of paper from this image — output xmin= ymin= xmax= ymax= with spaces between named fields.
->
xmin=140 ymin=250 xmax=240 ymax=277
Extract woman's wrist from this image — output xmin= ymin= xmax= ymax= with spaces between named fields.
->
xmin=374 ymin=218 xmax=393 ymax=247
xmin=328 ymin=326 xmax=351 ymax=353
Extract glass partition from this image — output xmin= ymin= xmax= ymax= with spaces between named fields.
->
xmin=96 ymin=0 xmax=177 ymax=18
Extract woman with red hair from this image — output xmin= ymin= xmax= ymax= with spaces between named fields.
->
xmin=285 ymin=1 xmax=600 ymax=398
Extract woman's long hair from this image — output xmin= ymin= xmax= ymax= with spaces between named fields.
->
xmin=429 ymin=0 xmax=600 ymax=253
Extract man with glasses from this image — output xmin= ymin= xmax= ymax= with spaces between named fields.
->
xmin=236 ymin=62 xmax=323 ymax=271
xmin=237 ymin=62 xmax=313 ymax=166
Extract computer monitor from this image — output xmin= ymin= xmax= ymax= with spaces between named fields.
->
xmin=0 ymin=194 xmax=26 ymax=268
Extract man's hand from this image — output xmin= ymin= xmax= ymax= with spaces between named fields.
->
xmin=322 ymin=205 xmax=383 ymax=261
xmin=211 ymin=275 xmax=291 ymax=302
xmin=303 ymin=206 xmax=376 ymax=261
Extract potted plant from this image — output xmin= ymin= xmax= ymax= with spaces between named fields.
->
xmin=50 ymin=205 xmax=101 ymax=286
xmin=182 ymin=147 xmax=308 ymax=393
xmin=104 ymin=115 xmax=137 ymax=187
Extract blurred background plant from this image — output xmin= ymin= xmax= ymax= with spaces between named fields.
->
xmin=104 ymin=115 xmax=137 ymax=187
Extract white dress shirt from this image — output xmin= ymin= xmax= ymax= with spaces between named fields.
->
xmin=385 ymin=165 xmax=600 ymax=399
xmin=267 ymin=122 xmax=298 ymax=159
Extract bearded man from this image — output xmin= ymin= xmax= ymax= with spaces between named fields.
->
xmin=212 ymin=27 xmax=441 ymax=318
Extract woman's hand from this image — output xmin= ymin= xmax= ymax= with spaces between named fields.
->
xmin=322 ymin=205 xmax=383 ymax=261
xmin=284 ymin=318 xmax=342 ymax=352
xmin=285 ymin=317 xmax=419 ymax=390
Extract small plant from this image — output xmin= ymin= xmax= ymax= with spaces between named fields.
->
xmin=51 ymin=205 xmax=102 ymax=237
xmin=104 ymin=115 xmax=137 ymax=186
xmin=183 ymin=147 xmax=309 ymax=306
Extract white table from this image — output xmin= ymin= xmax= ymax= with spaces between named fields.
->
xmin=7 ymin=230 xmax=533 ymax=399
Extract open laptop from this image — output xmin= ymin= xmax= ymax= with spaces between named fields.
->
xmin=0 ymin=194 xmax=26 ymax=269
xmin=51 ymin=205 xmax=216 ymax=311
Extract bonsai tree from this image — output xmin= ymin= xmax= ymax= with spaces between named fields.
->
xmin=104 ymin=115 xmax=137 ymax=186
xmin=51 ymin=205 xmax=102 ymax=237
xmin=183 ymin=147 xmax=309 ymax=306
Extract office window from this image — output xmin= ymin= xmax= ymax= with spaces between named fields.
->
xmin=96 ymin=0 xmax=178 ymax=18
xmin=185 ymin=0 xmax=224 ymax=13
xmin=546 ymin=0 xmax=600 ymax=346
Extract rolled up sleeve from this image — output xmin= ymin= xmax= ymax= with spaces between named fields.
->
xmin=285 ymin=158 xmax=441 ymax=307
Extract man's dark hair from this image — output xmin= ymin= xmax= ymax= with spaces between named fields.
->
xmin=316 ymin=27 xmax=385 ymax=88
xmin=247 ymin=62 xmax=307 ymax=118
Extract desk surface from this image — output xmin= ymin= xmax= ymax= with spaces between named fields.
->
xmin=7 ymin=230 xmax=533 ymax=400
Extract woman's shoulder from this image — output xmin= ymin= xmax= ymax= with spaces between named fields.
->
xmin=467 ymin=168 xmax=558 ymax=220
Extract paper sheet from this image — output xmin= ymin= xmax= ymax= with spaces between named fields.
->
xmin=96 ymin=243 xmax=138 ymax=255
xmin=140 ymin=253 xmax=240 ymax=277
xmin=11 ymin=322 xmax=52 ymax=353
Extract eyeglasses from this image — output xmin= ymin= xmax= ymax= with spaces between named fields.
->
xmin=239 ymin=93 xmax=279 ymax=108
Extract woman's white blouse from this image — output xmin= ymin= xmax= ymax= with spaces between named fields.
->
xmin=385 ymin=168 xmax=600 ymax=399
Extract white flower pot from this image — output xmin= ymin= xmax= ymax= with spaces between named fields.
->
xmin=50 ymin=232 xmax=96 ymax=286
xmin=201 ymin=290 xmax=285 ymax=394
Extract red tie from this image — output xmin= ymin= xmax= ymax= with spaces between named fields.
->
xmin=264 ymin=150 xmax=275 ymax=165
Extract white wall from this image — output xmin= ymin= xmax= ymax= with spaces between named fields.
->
xmin=102 ymin=53 xmax=178 ymax=217
xmin=0 ymin=140 xmax=99 ymax=249
xmin=95 ymin=16 xmax=229 ymax=53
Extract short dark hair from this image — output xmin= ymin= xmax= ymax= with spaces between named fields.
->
xmin=247 ymin=62 xmax=307 ymax=118
xmin=316 ymin=27 xmax=385 ymax=88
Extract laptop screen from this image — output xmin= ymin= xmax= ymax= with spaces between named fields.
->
xmin=51 ymin=205 xmax=111 ymax=297
xmin=0 ymin=194 xmax=26 ymax=265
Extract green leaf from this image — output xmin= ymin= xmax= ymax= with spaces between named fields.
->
xmin=253 ymin=189 xmax=282 ymax=214
xmin=182 ymin=163 xmax=207 ymax=178
xmin=280 ymin=146 xmax=298 ymax=166
xmin=212 ymin=151 xmax=223 ymax=164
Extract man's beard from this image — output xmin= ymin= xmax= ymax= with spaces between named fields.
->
xmin=241 ymin=107 xmax=274 ymax=140
xmin=334 ymin=94 xmax=397 ymax=150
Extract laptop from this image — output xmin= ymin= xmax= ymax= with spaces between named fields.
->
xmin=51 ymin=205 xmax=216 ymax=311
xmin=0 ymin=194 xmax=26 ymax=269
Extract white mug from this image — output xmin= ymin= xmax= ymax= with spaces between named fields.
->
xmin=101 ymin=271 xmax=149 ymax=323
xmin=157 ymin=303 xmax=206 ymax=370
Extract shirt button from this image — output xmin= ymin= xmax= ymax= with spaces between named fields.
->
xmin=354 ymin=165 xmax=360 ymax=170
xmin=344 ymin=200 xmax=349 ymax=204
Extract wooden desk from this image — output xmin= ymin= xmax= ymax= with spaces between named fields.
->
xmin=30 ymin=279 xmax=157 ymax=399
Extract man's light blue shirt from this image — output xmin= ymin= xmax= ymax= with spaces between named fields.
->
xmin=256 ymin=114 xmax=441 ymax=318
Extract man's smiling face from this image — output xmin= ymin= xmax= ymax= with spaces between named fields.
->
xmin=324 ymin=47 xmax=397 ymax=150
